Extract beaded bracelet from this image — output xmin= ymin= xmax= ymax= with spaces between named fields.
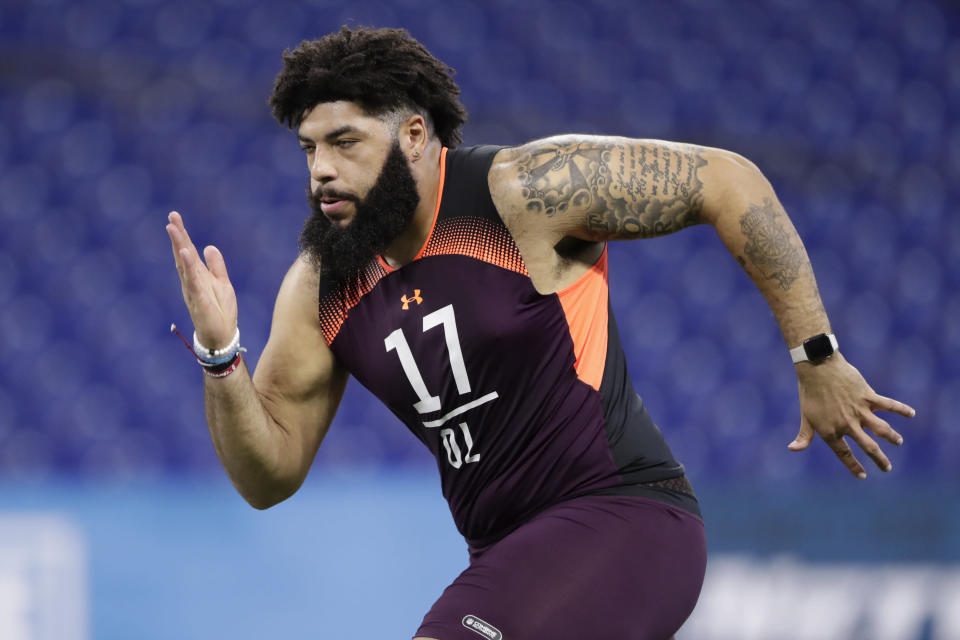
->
xmin=193 ymin=328 xmax=240 ymax=365
xmin=171 ymin=323 xmax=246 ymax=378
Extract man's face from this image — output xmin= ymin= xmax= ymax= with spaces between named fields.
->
xmin=297 ymin=101 xmax=420 ymax=288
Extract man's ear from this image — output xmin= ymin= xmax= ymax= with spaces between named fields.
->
xmin=400 ymin=113 xmax=428 ymax=159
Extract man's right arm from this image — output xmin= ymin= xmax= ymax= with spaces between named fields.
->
xmin=167 ymin=212 xmax=347 ymax=509
xmin=207 ymin=257 xmax=348 ymax=509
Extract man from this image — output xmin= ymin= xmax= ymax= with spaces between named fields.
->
xmin=167 ymin=26 xmax=915 ymax=640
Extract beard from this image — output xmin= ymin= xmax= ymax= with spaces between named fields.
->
xmin=301 ymin=140 xmax=421 ymax=290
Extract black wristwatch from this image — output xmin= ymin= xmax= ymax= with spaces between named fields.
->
xmin=790 ymin=333 xmax=838 ymax=364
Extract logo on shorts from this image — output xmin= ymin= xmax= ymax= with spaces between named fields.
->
xmin=462 ymin=614 xmax=502 ymax=640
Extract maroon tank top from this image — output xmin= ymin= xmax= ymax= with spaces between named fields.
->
xmin=318 ymin=145 xmax=694 ymax=546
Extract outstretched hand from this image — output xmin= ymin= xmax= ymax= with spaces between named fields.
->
xmin=789 ymin=352 xmax=915 ymax=478
xmin=166 ymin=211 xmax=238 ymax=349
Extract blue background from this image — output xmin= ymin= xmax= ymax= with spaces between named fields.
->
xmin=0 ymin=0 xmax=958 ymax=638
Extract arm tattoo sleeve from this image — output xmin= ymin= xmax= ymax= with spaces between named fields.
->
xmin=739 ymin=198 xmax=804 ymax=291
xmin=516 ymin=141 xmax=708 ymax=238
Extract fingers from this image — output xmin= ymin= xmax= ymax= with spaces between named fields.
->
xmin=166 ymin=222 xmax=183 ymax=272
xmin=181 ymin=245 xmax=207 ymax=283
xmin=788 ymin=418 xmax=815 ymax=451
xmin=166 ymin=211 xmax=195 ymax=274
xmin=165 ymin=212 xmax=238 ymax=349
xmin=168 ymin=210 xmax=190 ymax=240
xmin=166 ymin=212 xmax=213 ymax=307
xmin=822 ymin=434 xmax=867 ymax=479
xmin=861 ymin=413 xmax=903 ymax=447
xmin=203 ymin=245 xmax=230 ymax=282
xmin=846 ymin=423 xmax=891 ymax=474
xmin=166 ymin=211 xmax=204 ymax=274
xmin=814 ymin=415 xmax=897 ymax=478
xmin=870 ymin=393 xmax=916 ymax=419
xmin=167 ymin=212 xmax=222 ymax=292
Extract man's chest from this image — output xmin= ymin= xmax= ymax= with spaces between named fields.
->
xmin=328 ymin=255 xmax=569 ymax=427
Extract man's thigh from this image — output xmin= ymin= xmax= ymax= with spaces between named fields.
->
xmin=414 ymin=495 xmax=706 ymax=640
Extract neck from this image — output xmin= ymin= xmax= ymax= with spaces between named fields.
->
xmin=382 ymin=143 xmax=444 ymax=268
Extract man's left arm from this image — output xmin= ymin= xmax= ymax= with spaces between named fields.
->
xmin=491 ymin=135 xmax=915 ymax=478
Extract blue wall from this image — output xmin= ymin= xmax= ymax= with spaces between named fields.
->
xmin=0 ymin=0 xmax=955 ymax=481
xmin=1 ymin=475 xmax=958 ymax=639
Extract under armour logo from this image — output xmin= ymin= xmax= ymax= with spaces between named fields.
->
xmin=401 ymin=289 xmax=423 ymax=310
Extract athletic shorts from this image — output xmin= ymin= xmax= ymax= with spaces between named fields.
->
xmin=415 ymin=494 xmax=707 ymax=640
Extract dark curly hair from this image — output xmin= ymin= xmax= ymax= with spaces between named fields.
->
xmin=269 ymin=26 xmax=468 ymax=148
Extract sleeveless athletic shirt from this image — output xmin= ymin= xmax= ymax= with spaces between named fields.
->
xmin=318 ymin=145 xmax=698 ymax=549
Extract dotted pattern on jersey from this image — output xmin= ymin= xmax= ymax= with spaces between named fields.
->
xmin=317 ymin=216 xmax=526 ymax=345
xmin=421 ymin=216 xmax=528 ymax=276
xmin=317 ymin=259 xmax=389 ymax=346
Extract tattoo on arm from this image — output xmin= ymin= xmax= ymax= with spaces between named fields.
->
xmin=738 ymin=198 xmax=804 ymax=291
xmin=516 ymin=141 xmax=708 ymax=238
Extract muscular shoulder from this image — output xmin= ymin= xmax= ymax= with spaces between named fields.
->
xmin=487 ymin=140 xmax=606 ymax=291
xmin=277 ymin=255 xmax=322 ymax=321
xmin=253 ymin=255 xmax=343 ymax=397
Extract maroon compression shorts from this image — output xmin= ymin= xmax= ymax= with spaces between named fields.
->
xmin=415 ymin=494 xmax=707 ymax=640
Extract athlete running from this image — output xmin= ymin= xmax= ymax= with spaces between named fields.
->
xmin=166 ymin=26 xmax=915 ymax=640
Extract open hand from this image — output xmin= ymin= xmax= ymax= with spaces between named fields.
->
xmin=166 ymin=211 xmax=238 ymax=349
xmin=789 ymin=352 xmax=915 ymax=478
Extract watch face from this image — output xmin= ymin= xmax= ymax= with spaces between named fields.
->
xmin=803 ymin=334 xmax=834 ymax=361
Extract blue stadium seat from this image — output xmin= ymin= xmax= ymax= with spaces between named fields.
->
xmin=0 ymin=0 xmax=954 ymax=479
